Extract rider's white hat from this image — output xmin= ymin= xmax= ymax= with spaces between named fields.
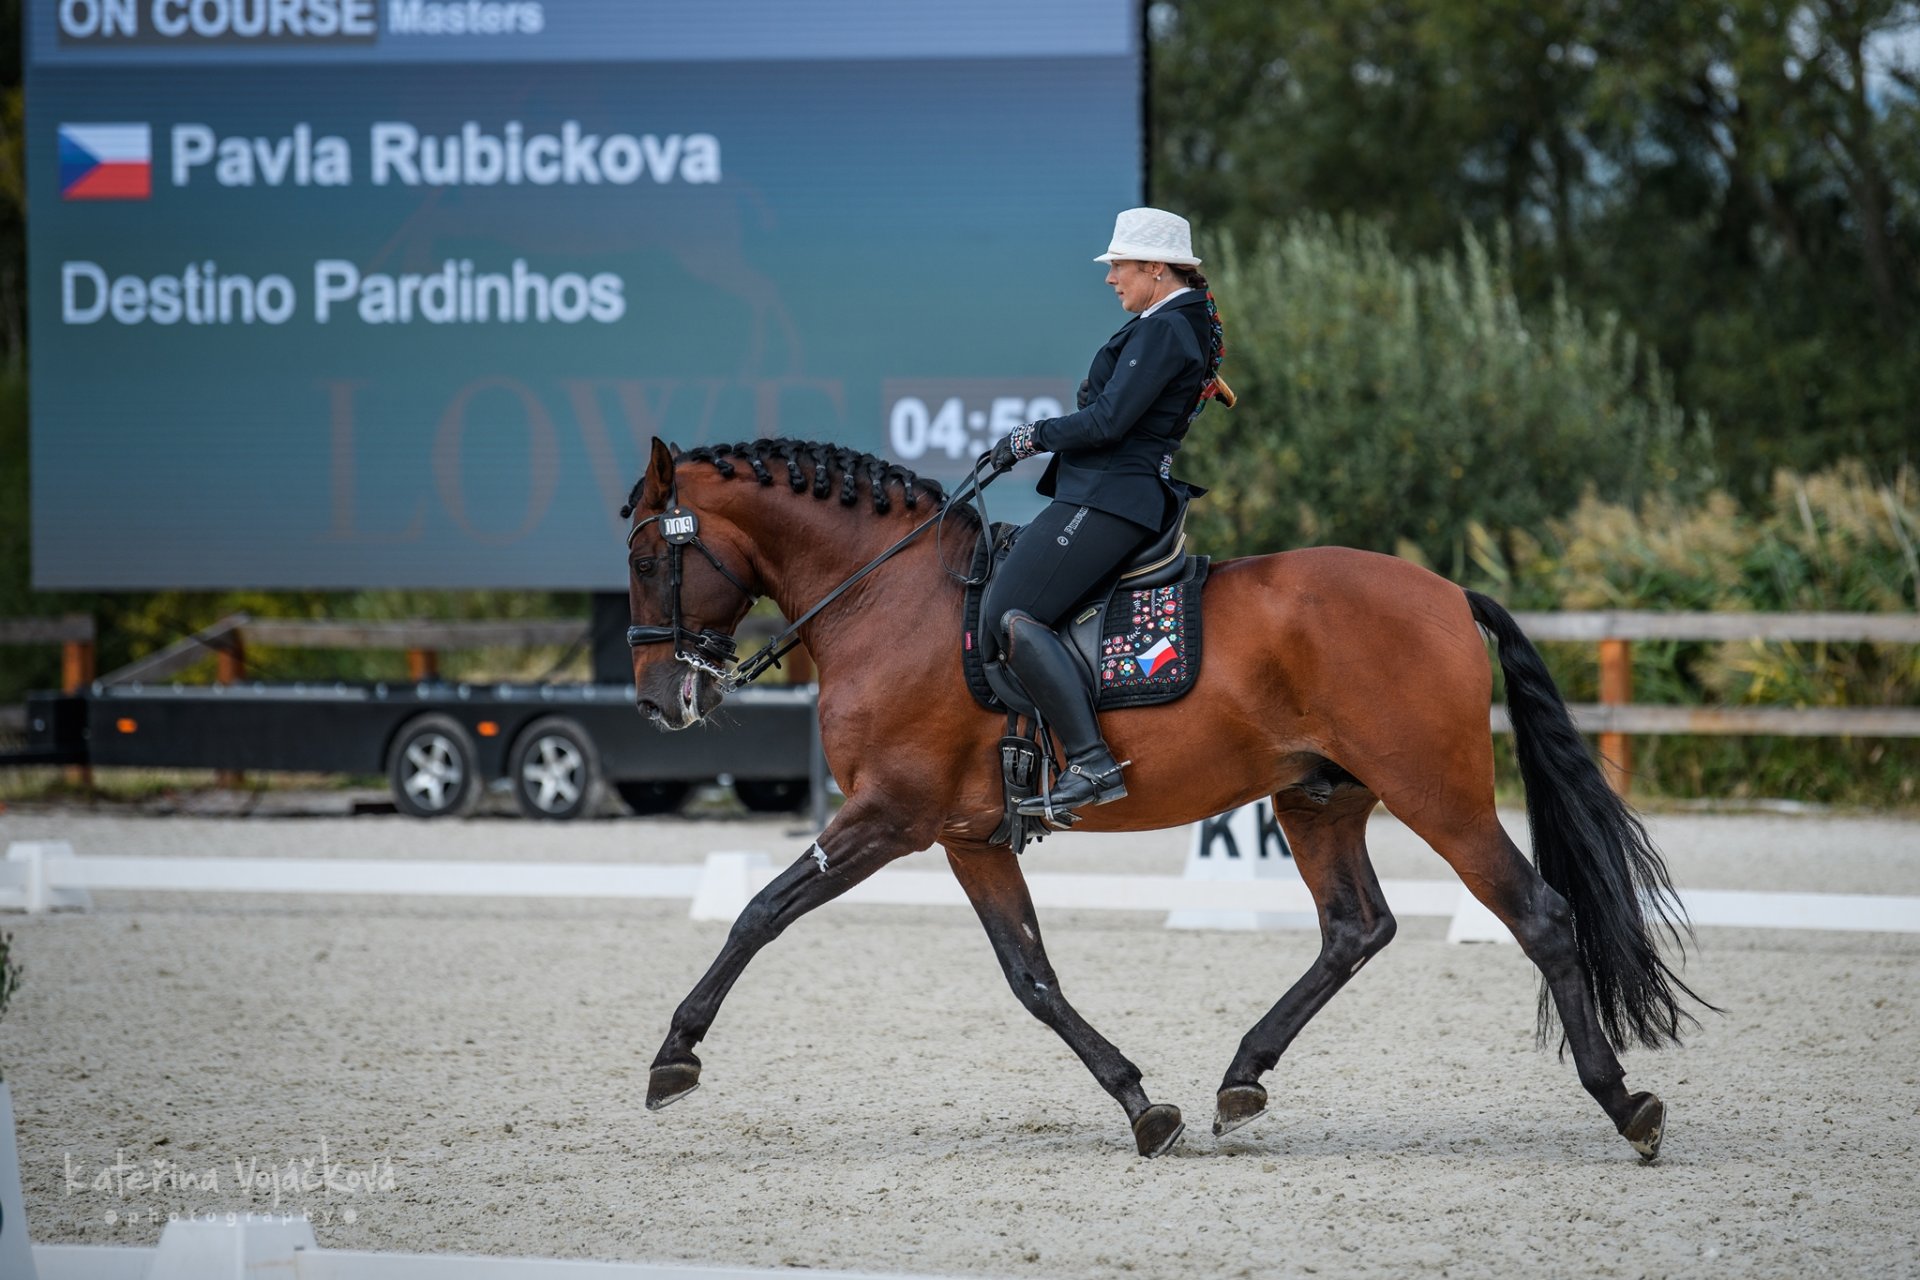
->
xmin=1095 ymin=207 xmax=1201 ymax=267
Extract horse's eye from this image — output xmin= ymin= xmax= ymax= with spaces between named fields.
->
xmin=632 ymin=557 xmax=658 ymax=576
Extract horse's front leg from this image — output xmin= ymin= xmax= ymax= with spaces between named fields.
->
xmin=944 ymin=842 xmax=1186 ymax=1158
xmin=647 ymin=795 xmax=924 ymax=1109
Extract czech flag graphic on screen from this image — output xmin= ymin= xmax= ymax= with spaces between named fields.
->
xmin=59 ymin=124 xmax=151 ymax=200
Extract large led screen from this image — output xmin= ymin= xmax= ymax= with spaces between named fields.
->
xmin=26 ymin=0 xmax=1143 ymax=587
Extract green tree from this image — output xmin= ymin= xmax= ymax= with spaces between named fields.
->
xmin=1184 ymin=217 xmax=1713 ymax=572
xmin=1151 ymin=0 xmax=1920 ymax=484
xmin=0 ymin=0 xmax=22 ymax=368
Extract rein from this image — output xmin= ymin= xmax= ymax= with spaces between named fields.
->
xmin=626 ymin=455 xmax=1002 ymax=690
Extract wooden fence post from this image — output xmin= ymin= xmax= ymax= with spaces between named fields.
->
xmin=1598 ymin=637 xmax=1632 ymax=796
xmin=61 ymin=638 xmax=94 ymax=692
xmin=406 ymin=648 xmax=439 ymax=681
xmin=215 ymin=633 xmax=246 ymax=685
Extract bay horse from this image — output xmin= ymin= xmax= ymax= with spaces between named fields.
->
xmin=623 ymin=436 xmax=1702 ymax=1160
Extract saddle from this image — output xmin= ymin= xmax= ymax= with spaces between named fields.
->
xmin=961 ymin=490 xmax=1210 ymax=852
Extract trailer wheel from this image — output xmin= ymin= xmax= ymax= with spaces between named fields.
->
xmin=388 ymin=714 xmax=481 ymax=819
xmin=616 ymin=780 xmax=692 ymax=816
xmin=733 ymin=777 xmax=810 ymax=813
xmin=509 ymin=717 xmax=601 ymax=821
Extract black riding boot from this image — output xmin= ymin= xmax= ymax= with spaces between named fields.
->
xmin=1001 ymin=612 xmax=1128 ymax=816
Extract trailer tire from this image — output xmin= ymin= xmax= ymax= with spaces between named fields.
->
xmin=616 ymin=780 xmax=692 ymax=816
xmin=509 ymin=716 xmax=602 ymax=821
xmin=388 ymin=714 xmax=482 ymax=820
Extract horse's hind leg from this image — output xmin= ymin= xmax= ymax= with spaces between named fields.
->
xmin=1214 ymin=785 xmax=1396 ymax=1136
xmin=647 ymin=794 xmax=929 ymax=1110
xmin=1387 ymin=799 xmax=1665 ymax=1159
xmin=945 ymin=843 xmax=1186 ymax=1158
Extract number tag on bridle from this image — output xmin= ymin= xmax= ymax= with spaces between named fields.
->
xmin=661 ymin=508 xmax=698 ymax=546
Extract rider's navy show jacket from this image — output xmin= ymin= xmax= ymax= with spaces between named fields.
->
xmin=1032 ymin=289 xmax=1212 ymax=530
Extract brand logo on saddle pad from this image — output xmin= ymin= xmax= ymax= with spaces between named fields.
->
xmin=1136 ymin=635 xmax=1178 ymax=677
xmin=59 ymin=124 xmax=151 ymax=200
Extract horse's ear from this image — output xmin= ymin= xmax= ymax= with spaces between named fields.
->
xmin=639 ymin=437 xmax=675 ymax=512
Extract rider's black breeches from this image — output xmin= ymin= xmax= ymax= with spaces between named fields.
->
xmin=981 ymin=501 xmax=1156 ymax=652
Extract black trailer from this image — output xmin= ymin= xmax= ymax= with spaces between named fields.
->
xmin=4 ymin=607 xmax=825 ymax=821
xmin=15 ymin=681 xmax=820 ymax=820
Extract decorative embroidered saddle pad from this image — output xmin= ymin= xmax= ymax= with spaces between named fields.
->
xmin=961 ymin=522 xmax=1209 ymax=713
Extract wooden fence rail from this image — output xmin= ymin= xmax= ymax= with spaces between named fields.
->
xmin=0 ymin=614 xmax=95 ymax=647
xmin=1508 ymin=610 xmax=1920 ymax=794
xmin=1509 ymin=611 xmax=1920 ymax=644
xmin=93 ymin=614 xmax=590 ymax=688
xmin=7 ymin=610 xmax=1917 ymax=798
xmin=238 ymin=618 xmax=589 ymax=651
xmin=0 ymin=613 xmax=96 ymax=697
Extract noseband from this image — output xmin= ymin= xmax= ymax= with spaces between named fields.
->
xmin=625 ymin=495 xmax=757 ymax=682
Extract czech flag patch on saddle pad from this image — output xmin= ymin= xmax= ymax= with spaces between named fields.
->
xmin=1094 ymin=569 xmax=1207 ymax=709
xmin=1135 ymin=635 xmax=1180 ymax=678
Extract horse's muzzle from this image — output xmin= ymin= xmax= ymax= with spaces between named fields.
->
xmin=636 ymin=665 xmax=722 ymax=730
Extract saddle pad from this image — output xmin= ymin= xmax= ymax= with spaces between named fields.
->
xmin=1095 ymin=569 xmax=1207 ymax=708
xmin=962 ymin=525 xmax=1208 ymax=712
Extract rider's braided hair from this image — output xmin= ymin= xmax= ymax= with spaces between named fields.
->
xmin=678 ymin=438 xmax=942 ymax=515
xmin=1173 ymin=265 xmax=1226 ymax=429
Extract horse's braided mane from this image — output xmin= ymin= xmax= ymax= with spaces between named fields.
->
xmin=623 ymin=438 xmax=947 ymax=518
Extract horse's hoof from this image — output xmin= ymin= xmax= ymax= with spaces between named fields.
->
xmin=646 ymin=1062 xmax=702 ymax=1111
xmin=1132 ymin=1104 xmax=1185 ymax=1159
xmin=1621 ymin=1091 xmax=1665 ymax=1162
xmin=1213 ymin=1084 xmax=1269 ymax=1138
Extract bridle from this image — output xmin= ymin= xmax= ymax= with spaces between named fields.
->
xmin=624 ymin=454 xmax=1002 ymax=692
xmin=624 ymin=489 xmax=758 ymax=682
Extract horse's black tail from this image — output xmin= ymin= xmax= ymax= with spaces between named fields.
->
xmin=1465 ymin=589 xmax=1709 ymax=1052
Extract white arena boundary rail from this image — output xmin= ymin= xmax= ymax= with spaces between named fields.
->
xmin=4 ymin=840 xmax=1918 ymax=941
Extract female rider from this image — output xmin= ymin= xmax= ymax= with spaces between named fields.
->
xmin=983 ymin=207 xmax=1228 ymax=817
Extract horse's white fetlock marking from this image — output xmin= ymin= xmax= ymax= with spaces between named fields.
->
xmin=809 ymin=842 xmax=829 ymax=873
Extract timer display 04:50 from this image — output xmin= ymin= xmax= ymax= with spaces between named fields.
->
xmin=887 ymin=395 xmax=1065 ymax=461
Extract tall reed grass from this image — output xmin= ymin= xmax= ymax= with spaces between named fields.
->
xmin=1469 ymin=464 xmax=1918 ymax=805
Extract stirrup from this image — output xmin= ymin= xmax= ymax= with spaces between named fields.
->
xmin=1017 ymin=756 xmax=1129 ymax=817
